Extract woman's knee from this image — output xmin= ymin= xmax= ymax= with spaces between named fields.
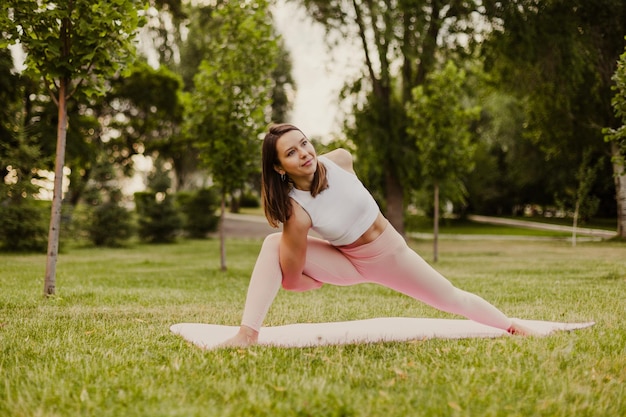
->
xmin=261 ymin=233 xmax=281 ymax=251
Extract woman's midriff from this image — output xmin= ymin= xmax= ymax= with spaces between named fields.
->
xmin=337 ymin=212 xmax=387 ymax=249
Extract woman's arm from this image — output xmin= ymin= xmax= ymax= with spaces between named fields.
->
xmin=279 ymin=201 xmax=322 ymax=291
xmin=279 ymin=201 xmax=310 ymax=279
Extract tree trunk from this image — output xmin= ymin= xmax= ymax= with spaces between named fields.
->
xmin=611 ymin=142 xmax=626 ymax=238
xmin=44 ymin=81 xmax=68 ymax=296
xmin=230 ymin=189 xmax=240 ymax=213
xmin=385 ymin=170 xmax=404 ymax=236
xmin=433 ymin=181 xmax=439 ymax=263
xmin=351 ymin=1 xmax=405 ymax=236
xmin=219 ymin=191 xmax=227 ymax=271
xmin=572 ymin=200 xmax=579 ymax=247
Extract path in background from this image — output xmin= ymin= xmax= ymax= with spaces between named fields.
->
xmin=216 ymin=212 xmax=616 ymax=241
xmin=468 ymin=215 xmax=616 ymax=239
xmin=209 ymin=212 xmax=279 ymax=239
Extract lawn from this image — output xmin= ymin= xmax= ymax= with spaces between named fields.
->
xmin=1 ymin=236 xmax=625 ymax=417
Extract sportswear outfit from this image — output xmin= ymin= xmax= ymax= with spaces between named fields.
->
xmin=240 ymin=157 xmax=513 ymax=332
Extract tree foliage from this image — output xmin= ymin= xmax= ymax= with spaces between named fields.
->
xmin=605 ymin=38 xmax=626 ymax=237
xmin=299 ymin=0 xmax=487 ymax=234
xmin=189 ymin=0 xmax=277 ymax=195
xmin=0 ymin=0 xmax=146 ymax=294
xmin=406 ymin=61 xmax=480 ymax=260
xmin=102 ymin=61 xmax=185 ymax=180
xmin=0 ymin=47 xmax=51 ymax=252
xmin=606 ymin=39 xmax=626 ymax=163
xmin=186 ymin=0 xmax=279 ymax=270
xmin=1 ymin=1 xmax=145 ymax=103
xmin=408 ymin=62 xmax=480 ymax=193
xmin=298 ymin=0 xmax=625 ymax=232
xmin=481 ymin=0 xmax=626 ymax=235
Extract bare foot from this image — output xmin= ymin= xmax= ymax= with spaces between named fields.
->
xmin=218 ymin=325 xmax=259 ymax=348
xmin=507 ymin=320 xmax=540 ymax=336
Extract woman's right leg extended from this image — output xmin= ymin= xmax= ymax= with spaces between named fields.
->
xmin=378 ymin=246 xmax=513 ymax=330
xmin=341 ymin=226 xmax=513 ymax=330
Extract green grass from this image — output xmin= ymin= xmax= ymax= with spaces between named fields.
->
xmin=1 ymin=237 xmax=625 ymax=417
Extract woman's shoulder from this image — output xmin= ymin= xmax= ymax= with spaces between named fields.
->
xmin=284 ymin=198 xmax=312 ymax=232
xmin=320 ymin=148 xmax=354 ymax=174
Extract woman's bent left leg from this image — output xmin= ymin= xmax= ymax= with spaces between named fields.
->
xmin=240 ymin=234 xmax=366 ymax=331
xmin=240 ymin=233 xmax=284 ymax=331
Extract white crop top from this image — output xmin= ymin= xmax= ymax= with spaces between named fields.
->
xmin=289 ymin=156 xmax=380 ymax=246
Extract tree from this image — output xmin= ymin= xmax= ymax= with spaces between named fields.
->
xmin=0 ymin=0 xmax=145 ymax=295
xmin=186 ymin=0 xmax=278 ymax=271
xmin=0 ymin=48 xmax=21 ymax=146
xmin=174 ymin=2 xmax=295 ymax=193
xmin=141 ymin=0 xmax=186 ymax=67
xmin=482 ymin=0 xmax=626 ymax=236
xmin=298 ymin=0 xmax=486 ymax=235
xmin=0 ymin=65 xmax=50 ymax=252
xmin=464 ymin=91 xmax=524 ymax=215
xmin=0 ymin=49 xmax=54 ymax=252
xmin=102 ymin=61 xmax=186 ymax=186
xmin=605 ymin=39 xmax=626 ymax=238
xmin=406 ymin=61 xmax=480 ymax=261
xmin=0 ymin=49 xmax=44 ymax=203
xmin=570 ymin=150 xmax=603 ymax=245
xmin=269 ymin=38 xmax=297 ymax=123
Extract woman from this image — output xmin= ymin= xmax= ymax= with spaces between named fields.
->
xmin=222 ymin=123 xmax=534 ymax=347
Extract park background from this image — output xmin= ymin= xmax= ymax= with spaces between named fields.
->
xmin=1 ymin=1 xmax=625 ymax=416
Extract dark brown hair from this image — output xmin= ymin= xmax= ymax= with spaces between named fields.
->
xmin=261 ymin=123 xmax=328 ymax=227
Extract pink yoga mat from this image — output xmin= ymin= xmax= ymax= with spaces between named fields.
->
xmin=170 ymin=317 xmax=595 ymax=350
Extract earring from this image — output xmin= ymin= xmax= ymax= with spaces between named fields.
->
xmin=280 ymin=173 xmax=286 ymax=182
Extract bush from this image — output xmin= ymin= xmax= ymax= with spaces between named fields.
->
xmin=134 ymin=192 xmax=182 ymax=243
xmin=177 ymin=188 xmax=219 ymax=238
xmin=60 ymin=203 xmax=91 ymax=244
xmin=239 ymin=191 xmax=260 ymax=208
xmin=0 ymin=200 xmax=49 ymax=252
xmin=87 ymin=201 xmax=135 ymax=247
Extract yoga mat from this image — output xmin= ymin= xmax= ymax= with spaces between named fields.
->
xmin=170 ymin=318 xmax=594 ymax=350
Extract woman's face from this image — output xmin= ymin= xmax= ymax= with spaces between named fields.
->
xmin=273 ymin=129 xmax=317 ymax=180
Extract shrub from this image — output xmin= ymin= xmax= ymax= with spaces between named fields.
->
xmin=0 ymin=200 xmax=49 ymax=252
xmin=60 ymin=203 xmax=91 ymax=244
xmin=239 ymin=191 xmax=260 ymax=208
xmin=177 ymin=188 xmax=219 ymax=238
xmin=134 ymin=191 xmax=182 ymax=243
xmin=87 ymin=201 xmax=135 ymax=247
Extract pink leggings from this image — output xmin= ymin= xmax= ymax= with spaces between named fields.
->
xmin=241 ymin=222 xmax=513 ymax=332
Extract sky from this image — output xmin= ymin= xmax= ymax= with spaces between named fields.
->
xmin=271 ymin=0 xmax=361 ymax=139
